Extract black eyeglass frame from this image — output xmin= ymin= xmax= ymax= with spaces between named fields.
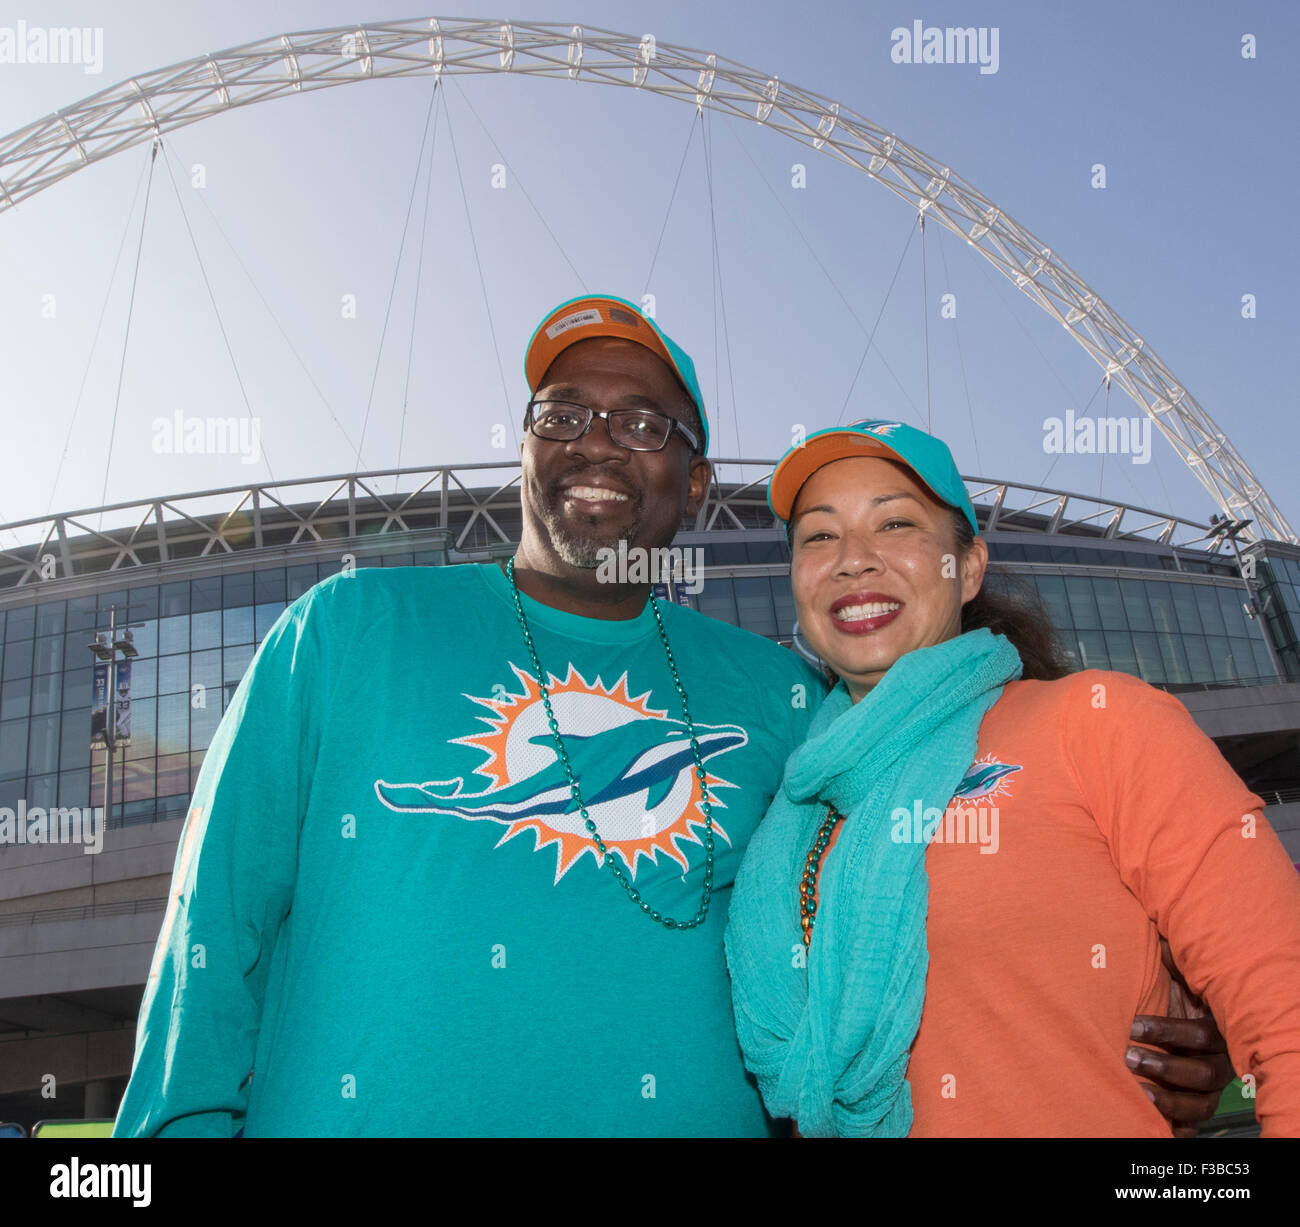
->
xmin=524 ymin=398 xmax=701 ymax=454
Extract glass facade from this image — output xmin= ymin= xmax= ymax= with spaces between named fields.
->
xmin=0 ymin=538 xmax=1288 ymax=831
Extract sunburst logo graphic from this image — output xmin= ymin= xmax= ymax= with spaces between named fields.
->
xmin=952 ymin=753 xmax=1022 ymax=803
xmin=374 ymin=664 xmax=748 ymax=884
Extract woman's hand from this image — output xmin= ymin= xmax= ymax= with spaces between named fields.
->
xmin=1128 ymin=940 xmax=1235 ymax=1137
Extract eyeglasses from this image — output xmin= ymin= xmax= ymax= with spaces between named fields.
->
xmin=525 ymin=399 xmax=700 ymax=453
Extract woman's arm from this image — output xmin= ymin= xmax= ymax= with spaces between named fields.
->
xmin=1063 ymin=670 xmax=1300 ymax=1137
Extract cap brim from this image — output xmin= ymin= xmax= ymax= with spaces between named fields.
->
xmin=769 ymin=431 xmax=916 ymax=522
xmin=525 ymin=297 xmax=676 ymax=393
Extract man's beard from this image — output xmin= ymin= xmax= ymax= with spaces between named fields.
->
xmin=538 ymin=481 xmax=644 ymax=569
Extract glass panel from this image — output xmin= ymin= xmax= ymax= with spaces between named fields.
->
xmin=1 ymin=679 xmax=30 ymax=721
xmin=1105 ymin=631 xmax=1138 ymax=677
xmin=28 ymin=711 xmax=60 ymax=776
xmin=123 ymin=759 xmax=157 ymax=803
xmin=1092 ymin=578 xmax=1127 ymax=631
xmin=4 ymin=637 xmax=34 ymax=680
xmin=128 ymin=586 xmax=159 ymax=620
xmin=27 ymin=772 xmax=58 ymax=810
xmin=156 ymin=753 xmax=190 ymax=800
xmin=1206 ymin=637 xmax=1234 ymax=683
xmin=58 ymin=768 xmax=90 ymax=810
xmin=223 ymin=644 xmax=256 ymax=687
xmin=65 ymin=596 xmax=97 ymax=632
xmin=772 ymin=580 xmax=795 ymax=637
xmin=0 ymin=776 xmax=24 ymax=811
xmin=160 ymin=581 xmax=189 ymax=617
xmin=129 ymin=619 xmax=158 ymax=659
xmin=0 ymin=718 xmax=27 ymax=777
xmin=124 ymin=697 xmax=156 ymax=760
xmin=1217 ymin=587 xmax=1250 ymax=639
xmin=5 ymin=606 xmax=35 ymax=640
xmin=191 ymin=576 xmax=222 ymax=614
xmin=1146 ymin=582 xmax=1177 ymax=636
xmin=1252 ymin=637 xmax=1276 ymax=681
xmin=32 ymin=635 xmax=63 ymax=675
xmin=1183 ymin=636 xmax=1213 ymax=683
xmin=127 ymin=657 xmax=157 ymax=701
xmin=734 ymin=578 xmax=777 ymax=637
xmin=223 ymin=605 xmax=255 ymax=647
xmin=59 ymin=711 xmax=89 ymax=773
xmin=192 ymin=699 xmax=223 ymax=751
xmin=1076 ymin=631 xmax=1110 ymax=671
xmin=35 ymin=602 xmax=66 ymax=637
xmin=223 ymin=572 xmax=255 ymax=608
xmin=1132 ymin=633 xmax=1165 ymax=683
xmin=190 ymin=649 xmax=221 ymax=696
xmin=746 ymin=540 xmax=788 ymax=565
xmin=1064 ymin=577 xmax=1101 ymax=631
xmin=96 ymin=590 xmax=127 ymax=615
xmin=697 ymin=581 xmax=738 ymax=627
xmin=706 ymin=543 xmax=747 ymax=566
xmin=1195 ymin=586 xmax=1227 ymax=636
xmin=255 ymin=602 xmax=287 ymax=642
xmin=157 ymin=693 xmax=190 ymax=758
xmin=287 ymin=565 xmax=318 ymax=601
xmin=62 ymin=666 xmax=91 ymax=711
xmin=30 ymin=671 xmax=61 ymax=715
xmin=1119 ymin=580 xmax=1154 ymax=631
xmin=157 ymin=654 xmax=189 ymax=696
xmin=255 ymin=569 xmax=287 ymax=603
xmin=1158 ymin=634 xmax=1191 ymax=684
xmin=1171 ymin=585 xmax=1203 ymax=637
xmin=158 ymin=613 xmax=189 ymax=656
xmin=1229 ymin=639 xmax=1257 ymax=681
xmin=1033 ymin=575 xmax=1072 ymax=629
xmin=191 ymin=610 xmax=222 ymax=652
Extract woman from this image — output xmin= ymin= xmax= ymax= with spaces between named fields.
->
xmin=725 ymin=419 xmax=1300 ymax=1137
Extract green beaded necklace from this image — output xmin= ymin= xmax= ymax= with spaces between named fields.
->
xmin=505 ymin=556 xmax=716 ymax=930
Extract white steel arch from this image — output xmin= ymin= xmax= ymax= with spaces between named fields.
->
xmin=1 ymin=17 xmax=1290 ymax=543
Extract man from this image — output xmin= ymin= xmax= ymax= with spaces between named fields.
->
xmin=114 ymin=294 xmax=1229 ymax=1137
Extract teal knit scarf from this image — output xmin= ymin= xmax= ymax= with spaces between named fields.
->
xmin=725 ymin=628 xmax=1022 ymax=1137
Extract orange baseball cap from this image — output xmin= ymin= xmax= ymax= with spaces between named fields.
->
xmin=524 ymin=294 xmax=708 ymax=453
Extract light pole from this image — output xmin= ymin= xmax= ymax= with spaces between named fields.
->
xmin=88 ymin=606 xmax=139 ymax=828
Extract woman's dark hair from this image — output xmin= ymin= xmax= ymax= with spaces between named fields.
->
xmin=948 ymin=510 xmax=1070 ymax=681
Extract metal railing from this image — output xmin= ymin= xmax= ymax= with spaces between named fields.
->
xmin=0 ymin=461 xmax=1233 ymax=593
xmin=0 ymin=897 xmax=167 ymax=928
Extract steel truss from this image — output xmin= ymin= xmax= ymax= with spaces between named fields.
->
xmin=0 ymin=460 xmax=1229 ymax=594
xmin=0 ymin=17 xmax=1290 ymax=542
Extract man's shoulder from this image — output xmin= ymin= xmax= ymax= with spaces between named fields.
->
xmin=297 ymin=562 xmax=493 ymax=614
xmin=659 ymin=601 xmax=824 ymax=685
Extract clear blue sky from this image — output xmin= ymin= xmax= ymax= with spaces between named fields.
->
xmin=0 ymin=0 xmax=1295 ymax=544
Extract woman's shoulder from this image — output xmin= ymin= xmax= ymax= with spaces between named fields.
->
xmin=987 ymin=668 xmax=1194 ymax=739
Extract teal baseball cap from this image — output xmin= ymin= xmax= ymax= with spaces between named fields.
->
xmin=768 ymin=419 xmax=978 ymax=534
xmin=524 ymin=294 xmax=709 ymax=454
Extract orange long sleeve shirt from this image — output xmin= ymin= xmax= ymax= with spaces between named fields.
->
xmin=892 ymin=669 xmax=1300 ymax=1137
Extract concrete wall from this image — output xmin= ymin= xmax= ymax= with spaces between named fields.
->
xmin=0 ymin=817 xmax=180 ymax=917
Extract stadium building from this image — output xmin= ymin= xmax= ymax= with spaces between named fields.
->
xmin=0 ymin=459 xmax=1298 ymax=1134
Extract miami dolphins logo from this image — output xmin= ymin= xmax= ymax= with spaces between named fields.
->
xmin=375 ymin=664 xmax=747 ymax=883
xmin=856 ymin=419 xmax=903 ymax=438
xmin=952 ymin=754 xmax=1022 ymax=802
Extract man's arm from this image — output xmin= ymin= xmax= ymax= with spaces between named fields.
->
xmin=112 ymin=588 xmax=329 ymax=1137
